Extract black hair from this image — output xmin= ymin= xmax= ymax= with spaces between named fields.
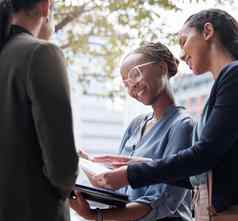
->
xmin=185 ymin=9 xmax=238 ymax=60
xmin=132 ymin=42 xmax=179 ymax=78
xmin=0 ymin=0 xmax=43 ymax=50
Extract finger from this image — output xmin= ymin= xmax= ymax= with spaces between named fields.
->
xmin=78 ymin=149 xmax=91 ymax=160
xmin=92 ymin=174 xmax=114 ymax=190
xmin=82 ymin=167 xmax=96 ymax=177
xmin=93 ymin=155 xmax=129 ymax=163
xmin=92 ymin=155 xmax=115 ymax=162
xmin=111 ymin=162 xmax=128 ymax=168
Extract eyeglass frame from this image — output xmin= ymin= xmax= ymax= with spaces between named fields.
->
xmin=122 ymin=61 xmax=157 ymax=87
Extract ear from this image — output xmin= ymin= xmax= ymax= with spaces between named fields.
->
xmin=202 ymin=22 xmax=215 ymax=41
xmin=159 ymin=61 xmax=168 ymax=75
xmin=37 ymin=0 xmax=50 ymax=17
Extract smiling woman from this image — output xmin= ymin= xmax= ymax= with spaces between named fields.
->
xmin=71 ymin=42 xmax=194 ymax=221
xmin=86 ymin=9 xmax=238 ymax=221
xmin=120 ymin=42 xmax=179 ymax=107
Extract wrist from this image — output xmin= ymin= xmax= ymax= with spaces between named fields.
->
xmin=96 ymin=208 xmax=103 ymax=221
xmin=120 ymin=166 xmax=129 ymax=186
xmin=84 ymin=209 xmax=97 ymax=220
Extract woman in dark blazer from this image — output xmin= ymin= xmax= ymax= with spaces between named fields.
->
xmin=0 ymin=1 xmax=78 ymax=221
xmin=85 ymin=9 xmax=238 ymax=221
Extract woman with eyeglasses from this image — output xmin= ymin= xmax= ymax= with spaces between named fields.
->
xmin=80 ymin=9 xmax=238 ymax=221
xmin=0 ymin=0 xmax=78 ymax=221
xmin=70 ymin=42 xmax=193 ymax=221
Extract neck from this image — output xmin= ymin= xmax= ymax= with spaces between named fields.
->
xmin=209 ymin=44 xmax=235 ymax=80
xmin=11 ymin=13 xmax=42 ymax=38
xmin=152 ymin=90 xmax=175 ymax=120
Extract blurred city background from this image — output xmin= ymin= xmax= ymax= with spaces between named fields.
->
xmin=52 ymin=0 xmax=237 ymax=220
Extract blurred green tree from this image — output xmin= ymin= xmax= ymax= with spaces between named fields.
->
xmin=54 ymin=0 xmax=235 ymax=97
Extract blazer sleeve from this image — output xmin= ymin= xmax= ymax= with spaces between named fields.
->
xmin=27 ymin=43 xmax=78 ymax=198
xmin=128 ymin=66 xmax=238 ymax=188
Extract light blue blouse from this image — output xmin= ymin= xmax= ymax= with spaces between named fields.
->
xmin=118 ymin=106 xmax=193 ymax=221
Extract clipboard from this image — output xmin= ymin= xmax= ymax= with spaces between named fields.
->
xmin=73 ymin=184 xmax=129 ymax=207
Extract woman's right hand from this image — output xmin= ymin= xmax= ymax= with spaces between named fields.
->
xmin=78 ymin=148 xmax=91 ymax=160
xmin=93 ymin=155 xmax=152 ymax=168
xmin=92 ymin=154 xmax=132 ymax=168
xmin=69 ymin=192 xmax=95 ymax=220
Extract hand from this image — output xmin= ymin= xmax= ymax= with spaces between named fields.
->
xmin=93 ymin=155 xmax=151 ymax=168
xmin=84 ymin=166 xmax=129 ymax=190
xmin=92 ymin=154 xmax=132 ymax=168
xmin=69 ymin=192 xmax=95 ymax=219
xmin=78 ymin=148 xmax=91 ymax=160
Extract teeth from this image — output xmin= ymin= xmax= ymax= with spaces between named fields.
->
xmin=137 ymin=88 xmax=145 ymax=97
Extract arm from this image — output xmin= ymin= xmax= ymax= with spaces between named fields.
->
xmin=28 ymin=43 xmax=78 ymax=198
xmin=70 ymin=193 xmax=151 ymax=221
xmin=128 ymin=68 xmax=238 ymax=188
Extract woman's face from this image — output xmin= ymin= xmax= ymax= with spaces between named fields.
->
xmin=178 ymin=23 xmax=211 ymax=75
xmin=120 ymin=53 xmax=168 ymax=105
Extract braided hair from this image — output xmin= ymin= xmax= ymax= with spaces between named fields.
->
xmin=132 ymin=42 xmax=179 ymax=78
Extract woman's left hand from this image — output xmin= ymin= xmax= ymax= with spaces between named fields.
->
xmin=84 ymin=166 xmax=129 ymax=190
xmin=69 ymin=192 xmax=95 ymax=220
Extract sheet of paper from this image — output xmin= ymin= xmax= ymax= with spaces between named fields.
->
xmin=79 ymin=158 xmax=112 ymax=175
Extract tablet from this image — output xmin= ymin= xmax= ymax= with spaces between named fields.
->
xmin=73 ymin=184 xmax=129 ymax=207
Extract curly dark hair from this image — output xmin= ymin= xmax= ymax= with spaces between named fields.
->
xmin=185 ymin=9 xmax=238 ymax=60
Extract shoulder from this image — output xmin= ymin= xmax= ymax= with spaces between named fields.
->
xmin=32 ymin=40 xmax=63 ymax=60
xmin=217 ymin=61 xmax=238 ymax=83
xmin=13 ymin=34 xmax=63 ymax=60
xmin=24 ymin=41 xmax=65 ymax=71
xmin=170 ymin=108 xmax=194 ymax=133
xmin=4 ymin=34 xmax=64 ymax=68
xmin=125 ymin=113 xmax=149 ymax=135
xmin=9 ymin=34 xmax=60 ymax=52
xmin=210 ymin=61 xmax=238 ymax=99
xmin=128 ymin=113 xmax=147 ymax=129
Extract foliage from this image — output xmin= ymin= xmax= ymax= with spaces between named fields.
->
xmin=53 ymin=0 xmax=235 ymax=97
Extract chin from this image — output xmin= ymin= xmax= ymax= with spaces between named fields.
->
xmin=191 ymin=64 xmax=210 ymax=75
xmin=192 ymin=68 xmax=208 ymax=75
xmin=136 ymin=97 xmax=150 ymax=105
xmin=141 ymin=98 xmax=153 ymax=106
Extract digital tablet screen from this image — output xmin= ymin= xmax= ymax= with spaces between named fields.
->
xmin=72 ymin=184 xmax=129 ymax=207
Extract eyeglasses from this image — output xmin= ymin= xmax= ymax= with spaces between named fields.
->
xmin=123 ymin=61 xmax=156 ymax=87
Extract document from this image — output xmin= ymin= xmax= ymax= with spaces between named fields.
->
xmin=79 ymin=158 xmax=112 ymax=175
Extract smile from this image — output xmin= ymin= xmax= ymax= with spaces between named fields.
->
xmin=137 ymin=87 xmax=146 ymax=97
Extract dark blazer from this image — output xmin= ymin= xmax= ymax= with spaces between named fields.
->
xmin=0 ymin=26 xmax=78 ymax=221
xmin=128 ymin=61 xmax=238 ymax=212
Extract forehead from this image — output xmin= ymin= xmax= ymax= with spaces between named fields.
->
xmin=121 ymin=53 xmax=147 ymax=73
xmin=178 ymin=23 xmax=192 ymax=37
xmin=178 ymin=23 xmax=198 ymax=43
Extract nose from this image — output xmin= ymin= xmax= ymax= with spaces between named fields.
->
xmin=179 ymin=49 xmax=186 ymax=61
xmin=127 ymin=82 xmax=139 ymax=97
